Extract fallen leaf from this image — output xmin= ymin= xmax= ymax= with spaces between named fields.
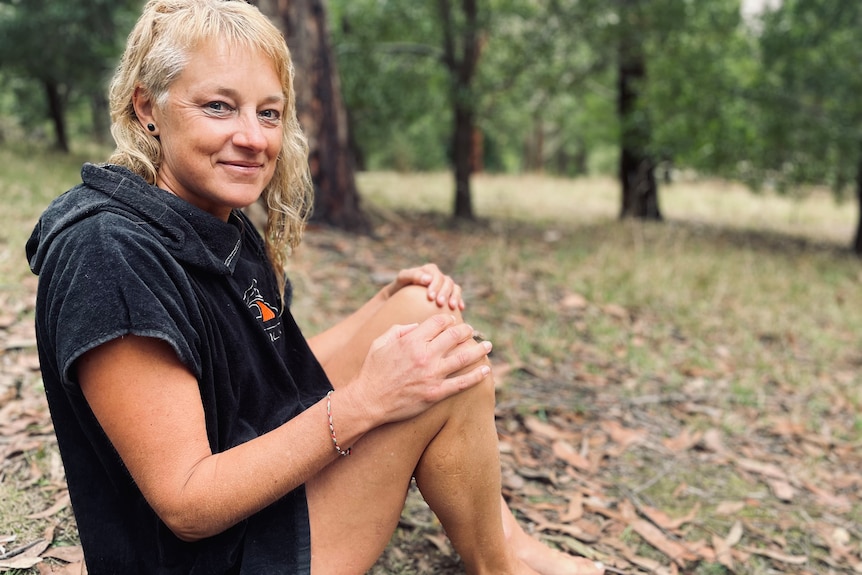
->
xmin=639 ymin=503 xmax=700 ymax=530
xmin=767 ymin=478 xmax=796 ymax=502
xmin=662 ymin=428 xmax=703 ymax=453
xmin=603 ymin=538 xmax=666 ymax=573
xmin=26 ymin=493 xmax=70 ymax=520
xmin=0 ymin=555 xmax=43 ymax=569
xmin=421 ymin=532 xmax=452 ymax=557
xmin=536 ymin=521 xmax=599 ymax=543
xmin=561 ymin=293 xmax=588 ymax=309
xmin=43 ymin=545 xmax=85 ymax=563
xmin=601 ymin=420 xmax=647 ymax=449
xmin=559 ymin=492 xmax=584 ymax=522
xmin=552 ymin=440 xmax=592 ymax=471
xmin=602 ymin=304 xmax=628 ymax=319
xmin=715 ymin=501 xmax=746 ymax=515
xmin=619 ymin=500 xmax=698 ymax=566
xmin=736 ymin=457 xmax=790 ymax=481
xmin=740 ymin=545 xmax=809 ymax=565
xmin=801 ymin=480 xmax=852 ymax=511
xmin=726 ymin=521 xmax=744 ymax=547
xmin=523 ymin=416 xmax=565 ymax=441
xmin=713 ymin=533 xmax=734 ymax=571
xmin=700 ymin=428 xmax=728 ymax=454
xmin=37 ymin=561 xmax=88 ymax=575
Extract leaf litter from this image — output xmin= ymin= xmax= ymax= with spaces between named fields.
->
xmin=2 ymin=214 xmax=860 ymax=574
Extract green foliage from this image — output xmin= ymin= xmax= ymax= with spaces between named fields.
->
xmin=752 ymin=0 xmax=862 ymax=198
xmin=643 ymin=0 xmax=762 ymax=177
xmin=0 ymin=0 xmax=140 ymax=144
xmin=329 ymin=0 xmax=860 ymax=227
xmin=329 ymin=1 xmax=451 ymax=171
xmin=329 ymin=0 xmax=619 ymax=175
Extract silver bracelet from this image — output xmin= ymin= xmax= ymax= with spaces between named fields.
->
xmin=326 ymin=390 xmax=351 ymax=456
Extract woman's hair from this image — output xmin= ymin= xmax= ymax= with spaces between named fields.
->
xmin=108 ymin=0 xmax=313 ymax=298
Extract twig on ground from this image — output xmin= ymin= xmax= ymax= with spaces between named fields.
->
xmin=0 ymin=537 xmax=45 ymax=560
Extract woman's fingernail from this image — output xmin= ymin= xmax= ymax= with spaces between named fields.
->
xmin=482 ymin=340 xmax=492 ymax=352
xmin=594 ymin=561 xmax=604 ymax=571
xmin=480 ymin=365 xmax=491 ymax=376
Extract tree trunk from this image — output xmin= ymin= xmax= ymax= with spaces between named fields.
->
xmin=439 ymin=0 xmax=481 ymax=220
xmin=44 ymin=80 xmax=69 ymax=153
xmin=452 ymin=103 xmax=474 ymax=218
xmin=91 ymin=91 xmax=111 ymax=146
xmin=254 ymin=0 xmax=370 ymax=233
xmin=525 ymin=114 xmax=544 ymax=173
xmin=853 ymin=146 xmax=862 ymax=255
xmin=470 ymin=127 xmax=484 ymax=174
xmin=617 ymin=8 xmax=660 ymax=220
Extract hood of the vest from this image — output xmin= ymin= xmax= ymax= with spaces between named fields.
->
xmin=26 ymin=163 xmax=244 ymax=277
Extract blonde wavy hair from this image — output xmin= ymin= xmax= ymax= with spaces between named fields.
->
xmin=108 ymin=0 xmax=313 ymax=298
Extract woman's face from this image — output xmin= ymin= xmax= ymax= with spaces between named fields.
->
xmin=150 ymin=40 xmax=285 ymax=221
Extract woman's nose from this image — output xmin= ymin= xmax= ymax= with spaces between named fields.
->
xmin=233 ymin=112 xmax=268 ymax=150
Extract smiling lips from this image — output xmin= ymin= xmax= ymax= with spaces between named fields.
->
xmin=221 ymin=160 xmax=265 ymax=172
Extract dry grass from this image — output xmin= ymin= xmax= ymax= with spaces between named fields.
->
xmin=358 ymin=171 xmax=857 ymax=243
xmin=355 ymin=170 xmax=861 ymax=417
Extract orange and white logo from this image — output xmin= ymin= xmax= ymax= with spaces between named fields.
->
xmin=243 ymin=279 xmax=282 ymax=342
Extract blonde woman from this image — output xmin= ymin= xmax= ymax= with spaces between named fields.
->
xmin=27 ymin=1 xmax=604 ymax=573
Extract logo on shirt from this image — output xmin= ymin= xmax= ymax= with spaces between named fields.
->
xmin=243 ymin=279 xmax=282 ymax=342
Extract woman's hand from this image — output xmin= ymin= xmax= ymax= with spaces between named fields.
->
xmin=385 ymin=264 xmax=465 ymax=312
xmin=347 ymin=313 xmax=491 ymax=425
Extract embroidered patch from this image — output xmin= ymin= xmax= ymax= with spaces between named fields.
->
xmin=243 ymin=279 xmax=282 ymax=342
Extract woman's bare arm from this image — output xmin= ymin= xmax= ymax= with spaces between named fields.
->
xmin=77 ymin=335 xmax=346 ymax=541
xmin=78 ymin=315 xmax=490 ymax=541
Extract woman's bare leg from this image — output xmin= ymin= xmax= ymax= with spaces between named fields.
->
xmin=306 ymin=286 xmax=603 ymax=574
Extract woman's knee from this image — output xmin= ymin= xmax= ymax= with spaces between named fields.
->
xmin=385 ymin=284 xmax=464 ymax=326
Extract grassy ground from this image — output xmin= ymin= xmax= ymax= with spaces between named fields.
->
xmin=1 ymin=148 xmax=860 ymax=573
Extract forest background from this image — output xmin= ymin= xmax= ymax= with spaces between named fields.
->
xmin=1 ymin=0 xmax=861 ymax=246
xmin=0 ymin=0 xmax=861 ymax=574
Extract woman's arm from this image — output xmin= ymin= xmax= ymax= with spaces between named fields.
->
xmin=308 ymin=263 xmax=465 ymax=366
xmin=77 ymin=335 xmax=343 ymax=542
xmin=78 ymin=315 xmax=490 ymax=542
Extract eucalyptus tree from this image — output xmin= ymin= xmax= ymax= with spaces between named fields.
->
xmin=754 ymin=0 xmax=862 ymax=253
xmin=330 ymin=0 xmax=617 ymax=218
xmin=639 ymin=0 xmax=760 ymax=203
xmin=481 ymin=0 xmax=753 ymax=220
xmin=331 ymin=0 xmax=519 ymax=220
xmin=0 ymin=0 xmax=139 ymax=151
xmin=254 ymin=0 xmax=371 ymax=232
xmin=474 ymin=0 xmax=616 ymax=177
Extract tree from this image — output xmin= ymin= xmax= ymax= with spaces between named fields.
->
xmin=254 ymin=0 xmax=370 ymax=233
xmin=755 ymin=0 xmax=862 ymax=253
xmin=437 ymin=0 xmax=483 ymax=219
xmin=331 ymin=0 xmax=507 ymax=219
xmin=0 ymin=0 xmax=137 ymax=151
xmin=331 ymin=0 xmax=617 ymax=214
xmin=617 ymin=0 xmax=660 ymax=219
xmin=643 ymin=0 xmax=761 ymax=185
xmin=473 ymin=0 xmax=615 ymax=176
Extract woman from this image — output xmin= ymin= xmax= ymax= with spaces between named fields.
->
xmin=26 ymin=1 xmax=605 ymax=573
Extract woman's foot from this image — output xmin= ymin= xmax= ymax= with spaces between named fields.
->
xmin=502 ymin=498 xmax=605 ymax=575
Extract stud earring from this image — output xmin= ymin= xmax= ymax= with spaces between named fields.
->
xmin=147 ymin=123 xmax=156 ymax=132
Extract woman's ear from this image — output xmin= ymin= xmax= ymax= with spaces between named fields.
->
xmin=132 ymin=86 xmax=158 ymax=135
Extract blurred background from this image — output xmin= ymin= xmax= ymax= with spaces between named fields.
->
xmin=0 ymin=0 xmax=860 ymax=249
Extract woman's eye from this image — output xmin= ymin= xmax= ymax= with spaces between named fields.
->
xmin=259 ymin=109 xmax=281 ymax=121
xmin=205 ymin=101 xmax=232 ymax=113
